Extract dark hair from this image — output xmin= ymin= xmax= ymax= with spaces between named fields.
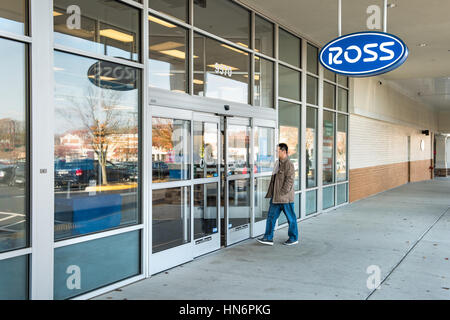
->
xmin=278 ymin=143 xmax=288 ymax=153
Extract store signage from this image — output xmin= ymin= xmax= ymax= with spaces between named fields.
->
xmin=214 ymin=63 xmax=233 ymax=77
xmin=87 ymin=61 xmax=138 ymax=91
xmin=319 ymin=31 xmax=408 ymax=77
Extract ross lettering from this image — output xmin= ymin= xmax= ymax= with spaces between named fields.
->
xmin=327 ymin=42 xmax=397 ymax=65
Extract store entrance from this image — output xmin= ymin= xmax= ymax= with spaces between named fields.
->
xmin=149 ymin=106 xmax=276 ymax=274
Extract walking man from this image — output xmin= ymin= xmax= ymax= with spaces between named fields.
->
xmin=257 ymin=143 xmax=299 ymax=246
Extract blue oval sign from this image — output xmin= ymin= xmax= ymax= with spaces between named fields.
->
xmin=319 ymin=31 xmax=408 ymax=77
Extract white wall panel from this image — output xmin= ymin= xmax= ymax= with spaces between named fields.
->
xmin=350 ymin=115 xmax=432 ymax=170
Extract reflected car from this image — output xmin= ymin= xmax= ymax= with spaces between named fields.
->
xmin=9 ymin=162 xmax=26 ymax=187
xmin=152 ymin=161 xmax=169 ymax=178
xmin=0 ymin=163 xmax=16 ymax=185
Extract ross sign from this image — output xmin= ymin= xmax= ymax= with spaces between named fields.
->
xmin=87 ymin=60 xmax=138 ymax=91
xmin=319 ymin=31 xmax=408 ymax=77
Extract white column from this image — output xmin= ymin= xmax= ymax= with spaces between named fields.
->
xmin=30 ymin=0 xmax=55 ymax=300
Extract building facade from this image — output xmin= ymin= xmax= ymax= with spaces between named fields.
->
xmin=0 ymin=0 xmax=439 ymax=300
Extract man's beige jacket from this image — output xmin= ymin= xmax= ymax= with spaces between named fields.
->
xmin=265 ymin=157 xmax=295 ymax=204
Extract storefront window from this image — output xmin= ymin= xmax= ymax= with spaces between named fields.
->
xmin=254 ymin=57 xmax=274 ymax=108
xmin=306 ymin=190 xmax=317 ymax=216
xmin=254 ymin=176 xmax=271 ymax=223
xmin=149 ymin=0 xmax=188 ymax=23
xmin=0 ymin=255 xmax=28 ymax=300
xmin=324 ymin=68 xmax=336 ymax=82
xmin=254 ymin=127 xmax=275 ymax=173
xmin=338 ymin=88 xmax=348 ymax=113
xmin=149 ymin=15 xmax=188 ymax=93
xmin=54 ymin=0 xmax=141 ymax=62
xmin=323 ymin=82 xmax=336 ymax=110
xmin=323 ymin=186 xmax=335 ymax=209
xmin=227 ymin=125 xmax=250 ymax=176
xmin=194 ymin=0 xmax=250 ymax=48
xmin=0 ymin=0 xmax=27 ymax=35
xmin=279 ymin=65 xmax=301 ymax=101
xmin=0 ymin=38 xmax=28 ymax=253
xmin=279 ymin=28 xmax=301 ymax=67
xmin=279 ymin=101 xmax=300 ymax=191
xmin=307 ymin=43 xmax=318 ymax=75
xmin=337 ymin=183 xmax=348 ymax=205
xmin=152 ymin=117 xmax=191 ymax=182
xmin=307 ymin=75 xmax=318 ymax=105
xmin=193 ymin=121 xmax=218 ymax=179
xmin=338 ymin=75 xmax=349 ymax=87
xmin=337 ymin=114 xmax=348 ymax=182
xmin=54 ymin=231 xmax=140 ymax=299
xmin=306 ymin=107 xmax=317 ymax=188
xmin=255 ymin=15 xmax=274 ymax=57
xmin=54 ymin=52 xmax=141 ymax=240
xmin=153 ymin=187 xmax=190 ymax=253
xmin=323 ymin=111 xmax=335 ymax=185
xmin=194 ymin=33 xmax=249 ymax=104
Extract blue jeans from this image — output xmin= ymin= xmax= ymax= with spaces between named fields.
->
xmin=263 ymin=200 xmax=299 ymax=241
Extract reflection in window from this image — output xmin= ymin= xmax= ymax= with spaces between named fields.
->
xmin=279 ymin=65 xmax=301 ymax=101
xmin=149 ymin=0 xmax=188 ymax=22
xmin=307 ymin=75 xmax=318 ymax=105
xmin=194 ymin=183 xmax=218 ymax=240
xmin=337 ymin=115 xmax=348 ymax=182
xmin=323 ymin=111 xmax=335 ymax=185
xmin=194 ymin=34 xmax=249 ymax=104
xmin=254 ymin=176 xmax=271 ymax=223
xmin=54 ymin=51 xmax=140 ymax=240
xmin=254 ymin=57 xmax=274 ymax=108
xmin=307 ymin=43 xmax=318 ymax=75
xmin=306 ymin=107 xmax=317 ymax=188
xmin=254 ymin=127 xmax=275 ymax=173
xmin=194 ymin=122 xmax=218 ymax=179
xmin=338 ymin=88 xmax=348 ymax=113
xmin=0 ymin=38 xmax=28 ymax=253
xmin=194 ymin=0 xmax=250 ymax=48
xmin=153 ymin=187 xmax=190 ymax=253
xmin=152 ymin=117 xmax=191 ymax=182
xmin=323 ymin=82 xmax=336 ymax=110
xmin=227 ymin=125 xmax=250 ymax=176
xmin=278 ymin=101 xmax=300 ymax=191
xmin=149 ymin=15 xmax=188 ymax=93
xmin=279 ymin=28 xmax=301 ymax=67
xmin=54 ymin=0 xmax=141 ymax=62
xmin=255 ymin=15 xmax=274 ymax=57
xmin=0 ymin=0 xmax=27 ymax=35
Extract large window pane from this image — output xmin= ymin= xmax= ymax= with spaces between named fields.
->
xmin=0 ymin=0 xmax=27 ymax=35
xmin=254 ymin=176 xmax=271 ymax=223
xmin=338 ymin=88 xmax=349 ymax=113
xmin=54 ymin=52 xmax=140 ymax=240
xmin=306 ymin=107 xmax=317 ymax=188
xmin=194 ymin=0 xmax=250 ymax=48
xmin=0 ymin=39 xmax=28 ymax=253
xmin=254 ymin=127 xmax=275 ymax=173
xmin=323 ymin=186 xmax=335 ymax=209
xmin=279 ymin=101 xmax=300 ymax=191
xmin=149 ymin=0 xmax=188 ymax=22
xmin=153 ymin=187 xmax=191 ymax=253
xmin=307 ymin=43 xmax=318 ymax=75
xmin=254 ymin=57 xmax=274 ymax=108
xmin=149 ymin=16 xmax=188 ymax=93
xmin=279 ymin=28 xmax=300 ymax=67
xmin=307 ymin=75 xmax=318 ymax=105
xmin=306 ymin=190 xmax=317 ymax=216
xmin=54 ymin=230 xmax=140 ymax=300
xmin=228 ymin=179 xmax=250 ymax=229
xmin=279 ymin=65 xmax=301 ymax=101
xmin=194 ymin=183 xmax=218 ymax=240
xmin=227 ymin=125 xmax=250 ymax=176
xmin=152 ymin=117 xmax=191 ymax=182
xmin=54 ymin=0 xmax=141 ymax=62
xmin=337 ymin=114 xmax=348 ymax=182
xmin=0 ymin=255 xmax=28 ymax=300
xmin=194 ymin=34 xmax=249 ymax=104
xmin=323 ymin=82 xmax=336 ymax=110
xmin=324 ymin=69 xmax=336 ymax=82
xmin=323 ymin=111 xmax=335 ymax=185
xmin=194 ymin=121 xmax=218 ymax=179
xmin=255 ymin=15 xmax=274 ymax=57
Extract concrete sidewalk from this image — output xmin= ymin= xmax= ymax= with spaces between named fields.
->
xmin=95 ymin=178 xmax=450 ymax=300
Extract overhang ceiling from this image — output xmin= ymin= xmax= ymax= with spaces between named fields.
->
xmin=239 ymin=0 xmax=450 ymax=111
